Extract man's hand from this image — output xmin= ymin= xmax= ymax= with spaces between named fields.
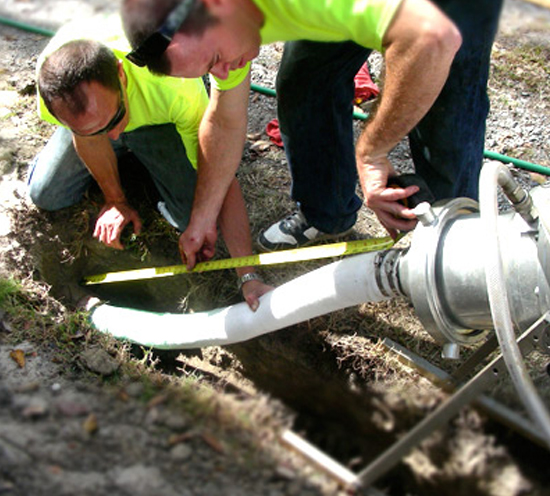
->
xmin=241 ymin=278 xmax=274 ymax=312
xmin=93 ymin=201 xmax=142 ymax=249
xmin=178 ymin=219 xmax=218 ymax=269
xmin=351 ymin=0 xmax=460 ymax=237
xmin=359 ymin=157 xmax=419 ymax=238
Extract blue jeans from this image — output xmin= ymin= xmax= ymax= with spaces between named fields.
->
xmin=276 ymin=0 xmax=503 ymax=233
xmin=27 ymin=124 xmax=197 ymax=232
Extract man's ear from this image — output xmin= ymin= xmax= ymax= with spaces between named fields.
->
xmin=117 ymin=60 xmax=127 ymax=86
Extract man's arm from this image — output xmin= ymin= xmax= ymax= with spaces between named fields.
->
xmin=72 ymin=134 xmax=142 ymax=248
xmin=178 ymin=73 xmax=251 ymax=269
xmin=218 ymin=177 xmax=273 ymax=311
xmin=356 ymin=0 xmax=462 ymax=237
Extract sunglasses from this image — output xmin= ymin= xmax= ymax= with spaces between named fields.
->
xmin=126 ymin=0 xmax=195 ymax=68
xmin=72 ymin=85 xmax=126 ymax=137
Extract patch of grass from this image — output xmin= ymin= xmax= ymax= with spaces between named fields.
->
xmin=0 ymin=277 xmax=20 ymax=306
xmin=491 ymin=38 xmax=550 ymax=92
xmin=0 ymin=276 xmax=91 ymax=356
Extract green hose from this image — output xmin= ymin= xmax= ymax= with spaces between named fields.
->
xmin=3 ymin=15 xmax=550 ymax=176
xmin=0 ymin=16 xmax=54 ymax=37
xmin=482 ymin=150 xmax=550 ymax=176
xmin=250 ymin=83 xmax=276 ymax=97
xmin=350 ymin=108 xmax=550 ymax=176
xmin=250 ymin=83 xmax=369 ymax=122
xmin=254 ymin=84 xmax=550 ymax=176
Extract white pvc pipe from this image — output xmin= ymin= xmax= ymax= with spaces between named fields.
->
xmin=480 ymin=161 xmax=550 ymax=448
xmin=90 ymin=251 xmax=393 ymax=349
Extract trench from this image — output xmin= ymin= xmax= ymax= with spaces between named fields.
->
xmin=20 ymin=159 xmax=550 ymax=494
xmin=60 ymin=259 xmax=550 ymax=496
xmin=20 ymin=165 xmax=436 ymax=493
xmin=25 ymin=246 xmax=550 ymax=496
xmin=93 ymin=304 xmax=427 ymax=494
xmin=22 ymin=196 xmax=533 ymax=496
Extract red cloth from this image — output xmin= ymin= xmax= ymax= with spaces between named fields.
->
xmin=353 ymin=62 xmax=379 ymax=104
xmin=265 ymin=62 xmax=379 ymax=147
xmin=266 ymin=118 xmax=283 ymax=147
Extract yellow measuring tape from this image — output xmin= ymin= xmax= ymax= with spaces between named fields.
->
xmin=83 ymin=235 xmax=399 ymax=286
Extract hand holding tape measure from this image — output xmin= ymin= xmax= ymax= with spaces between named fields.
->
xmin=83 ymin=235 xmax=403 ymax=286
xmin=83 ymin=174 xmax=431 ymax=287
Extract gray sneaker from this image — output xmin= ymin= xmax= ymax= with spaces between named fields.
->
xmin=258 ymin=210 xmax=351 ymax=251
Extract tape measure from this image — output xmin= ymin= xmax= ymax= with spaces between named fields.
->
xmin=83 ymin=235 xmax=400 ymax=286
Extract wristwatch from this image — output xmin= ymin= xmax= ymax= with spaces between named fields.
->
xmin=238 ymin=272 xmax=263 ymax=291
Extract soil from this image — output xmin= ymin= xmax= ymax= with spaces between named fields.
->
xmin=1 ymin=1 xmax=550 ymax=495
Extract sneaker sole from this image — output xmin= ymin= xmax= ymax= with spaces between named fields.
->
xmin=257 ymin=229 xmax=354 ymax=253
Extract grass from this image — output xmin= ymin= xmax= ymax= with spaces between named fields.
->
xmin=0 ymin=275 xmax=93 ymax=357
xmin=491 ymin=37 xmax=550 ymax=92
xmin=0 ymin=277 xmax=20 ymax=306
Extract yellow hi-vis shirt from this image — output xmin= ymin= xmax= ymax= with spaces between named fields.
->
xmin=212 ymin=0 xmax=401 ymax=91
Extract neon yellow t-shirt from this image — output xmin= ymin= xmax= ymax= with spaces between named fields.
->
xmin=37 ymin=15 xmax=208 ymax=169
xmin=212 ymin=0 xmax=401 ymax=91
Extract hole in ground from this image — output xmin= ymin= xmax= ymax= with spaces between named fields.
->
xmin=21 ymin=158 xmax=549 ymax=496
